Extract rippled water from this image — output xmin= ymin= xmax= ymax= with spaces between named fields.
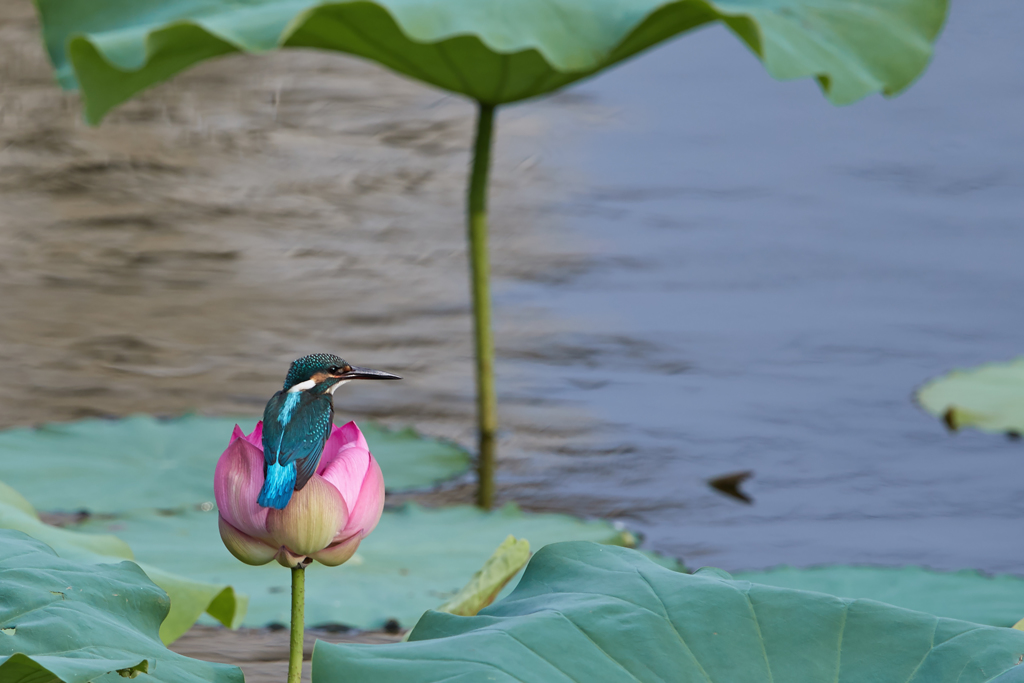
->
xmin=1 ymin=1 xmax=1021 ymax=574
xmin=500 ymin=0 xmax=1024 ymax=572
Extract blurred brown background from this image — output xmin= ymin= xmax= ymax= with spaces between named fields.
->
xmin=0 ymin=1 xmax=599 ymax=482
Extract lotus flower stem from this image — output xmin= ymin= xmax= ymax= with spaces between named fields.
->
xmin=468 ymin=100 xmax=498 ymax=510
xmin=288 ymin=566 xmax=305 ymax=683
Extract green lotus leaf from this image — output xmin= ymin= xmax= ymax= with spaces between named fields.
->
xmin=134 ymin=564 xmax=247 ymax=646
xmin=0 ymin=415 xmax=469 ymax=514
xmin=0 ymin=479 xmax=246 ymax=645
xmin=313 ymin=541 xmax=1024 ymax=683
xmin=0 ymin=530 xmax=243 ymax=683
xmin=0 ymin=480 xmax=133 ymax=564
xmin=736 ymin=565 xmax=1024 ymax=628
xmin=34 ymin=0 xmax=948 ymax=124
xmin=917 ymin=358 xmax=1024 ymax=435
xmin=74 ymin=503 xmax=679 ymax=630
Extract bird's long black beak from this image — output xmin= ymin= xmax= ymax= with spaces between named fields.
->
xmin=340 ymin=366 xmax=402 ymax=380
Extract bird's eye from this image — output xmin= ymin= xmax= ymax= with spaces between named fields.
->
xmin=329 ymin=366 xmax=340 ymax=373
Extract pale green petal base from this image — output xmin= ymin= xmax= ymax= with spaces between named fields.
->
xmin=311 ymin=534 xmax=362 ymax=567
xmin=276 ymin=547 xmax=310 ymax=568
xmin=266 ymin=476 xmax=347 ymax=557
xmin=219 ymin=515 xmax=278 ymax=566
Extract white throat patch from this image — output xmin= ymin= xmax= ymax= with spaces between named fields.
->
xmin=328 ymin=379 xmax=350 ymax=394
xmin=287 ymin=379 xmax=316 ymax=393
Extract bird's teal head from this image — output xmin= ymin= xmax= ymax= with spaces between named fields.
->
xmin=283 ymin=353 xmax=401 ymax=394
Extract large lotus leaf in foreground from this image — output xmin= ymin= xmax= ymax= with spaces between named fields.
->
xmin=736 ymin=564 xmax=1024 ymax=627
xmin=314 ymin=542 xmax=1024 ymax=683
xmin=917 ymin=358 xmax=1024 ymax=435
xmin=36 ymin=0 xmax=948 ymax=124
xmin=0 ymin=531 xmax=242 ymax=683
xmin=0 ymin=480 xmax=245 ymax=645
xmin=0 ymin=415 xmax=469 ymax=514
xmin=75 ymin=503 xmax=673 ymax=629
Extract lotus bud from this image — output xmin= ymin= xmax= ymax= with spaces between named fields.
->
xmin=214 ymin=421 xmax=385 ymax=567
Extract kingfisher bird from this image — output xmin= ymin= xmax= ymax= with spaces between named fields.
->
xmin=257 ymin=353 xmax=401 ymax=510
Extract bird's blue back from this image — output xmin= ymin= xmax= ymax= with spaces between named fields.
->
xmin=257 ymin=389 xmax=334 ymax=509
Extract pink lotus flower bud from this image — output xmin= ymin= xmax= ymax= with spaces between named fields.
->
xmin=214 ymin=421 xmax=384 ymax=568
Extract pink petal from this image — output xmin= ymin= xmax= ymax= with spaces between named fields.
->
xmin=214 ymin=437 xmax=270 ymax=541
xmin=229 ymin=421 xmax=263 ymax=448
xmin=318 ymin=424 xmax=372 ymax=511
xmin=336 ymin=454 xmax=385 ymax=542
xmin=318 ymin=421 xmax=369 ymax=471
xmin=218 ymin=516 xmax=277 ymax=566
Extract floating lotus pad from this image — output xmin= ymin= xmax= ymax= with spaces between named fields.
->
xmin=0 ymin=480 xmax=133 ymax=564
xmin=0 ymin=479 xmax=246 ymax=645
xmin=736 ymin=565 xmax=1024 ymax=628
xmin=74 ymin=502 xmax=676 ymax=630
xmin=35 ymin=0 xmax=949 ymax=125
xmin=0 ymin=415 xmax=470 ymax=514
xmin=314 ymin=542 xmax=1024 ymax=683
xmin=0 ymin=531 xmax=243 ymax=683
xmin=917 ymin=358 xmax=1024 ymax=435
xmin=435 ymin=535 xmax=532 ymax=617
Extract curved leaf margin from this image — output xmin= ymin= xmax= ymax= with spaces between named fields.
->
xmin=34 ymin=0 xmax=948 ymax=124
xmin=0 ymin=530 xmax=243 ymax=683
xmin=313 ymin=541 xmax=1024 ymax=683
xmin=0 ymin=478 xmax=246 ymax=644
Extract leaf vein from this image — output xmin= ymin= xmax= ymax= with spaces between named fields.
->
xmin=554 ymin=612 xmax=646 ymax=683
xmin=901 ymin=617 xmax=938 ymax=683
xmin=739 ymin=587 xmax=775 ymax=683
xmin=635 ymin=569 xmax=714 ymax=683
xmin=833 ymin=602 xmax=849 ymax=683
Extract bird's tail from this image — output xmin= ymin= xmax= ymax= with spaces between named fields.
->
xmin=258 ymin=461 xmax=296 ymax=510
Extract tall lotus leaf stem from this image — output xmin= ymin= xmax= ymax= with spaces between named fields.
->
xmin=468 ymin=101 xmax=497 ymax=509
xmin=288 ymin=566 xmax=305 ymax=683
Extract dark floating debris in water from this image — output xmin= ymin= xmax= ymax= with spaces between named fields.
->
xmin=708 ymin=471 xmax=754 ymax=504
xmin=383 ymin=618 xmax=402 ymax=635
xmin=38 ymin=509 xmax=91 ymax=527
xmin=942 ymin=407 xmax=959 ymax=432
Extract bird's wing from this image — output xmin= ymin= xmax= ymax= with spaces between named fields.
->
xmin=271 ymin=392 xmax=334 ymax=491
xmin=261 ymin=392 xmax=287 ymax=467
xmin=292 ymin=396 xmax=333 ymax=491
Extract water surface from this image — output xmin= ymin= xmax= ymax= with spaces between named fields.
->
xmin=501 ymin=0 xmax=1024 ymax=572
